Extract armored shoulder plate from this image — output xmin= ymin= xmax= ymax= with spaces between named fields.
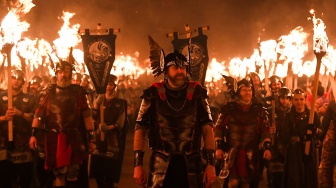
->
xmin=141 ymin=85 xmax=160 ymax=100
xmin=44 ymin=84 xmax=57 ymax=96
xmin=192 ymin=82 xmax=208 ymax=99
xmin=252 ymin=102 xmax=268 ymax=118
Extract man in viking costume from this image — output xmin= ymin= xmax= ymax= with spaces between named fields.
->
xmin=214 ymin=77 xmax=272 ymax=188
xmin=29 ymin=60 xmax=95 ymax=188
xmin=133 ymin=36 xmax=216 ymax=188
xmin=28 ymin=75 xmax=45 ymax=102
xmin=319 ymin=93 xmax=336 ymax=187
xmin=249 ymin=72 xmax=266 ymax=105
xmin=266 ymin=87 xmax=292 ymax=188
xmin=0 ymin=70 xmax=37 ymax=188
xmin=264 ymin=75 xmax=283 ymax=108
xmin=90 ymin=74 xmax=127 ymax=188
xmin=28 ymin=75 xmax=54 ymax=188
xmin=278 ymin=88 xmax=319 ymax=188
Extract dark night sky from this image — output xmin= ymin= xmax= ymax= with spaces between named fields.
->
xmin=1 ymin=0 xmax=336 ymax=65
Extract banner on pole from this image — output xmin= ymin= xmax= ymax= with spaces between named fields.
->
xmin=81 ymin=29 xmax=116 ymax=94
xmin=171 ymin=29 xmax=209 ymax=86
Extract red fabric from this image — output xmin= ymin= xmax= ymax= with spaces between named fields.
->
xmin=55 ymin=132 xmax=72 ymax=168
xmin=187 ymin=81 xmax=201 ymax=100
xmin=152 ymin=82 xmax=166 ymax=100
xmin=231 ymin=149 xmax=249 ymax=179
xmin=45 ymin=132 xmax=72 ymax=169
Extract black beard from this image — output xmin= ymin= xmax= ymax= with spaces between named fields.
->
xmin=29 ymin=88 xmax=37 ymax=93
xmin=167 ymin=74 xmax=186 ymax=87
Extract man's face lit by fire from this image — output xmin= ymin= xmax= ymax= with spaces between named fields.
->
xmin=106 ymin=82 xmax=116 ymax=95
xmin=238 ymin=86 xmax=253 ymax=103
xmin=271 ymin=81 xmax=282 ymax=92
xmin=11 ymin=77 xmax=24 ymax=91
xmin=292 ymin=93 xmax=306 ymax=112
xmin=166 ymin=65 xmax=187 ymax=88
xmin=72 ymin=77 xmax=81 ymax=85
xmin=279 ymin=96 xmax=291 ymax=108
xmin=29 ymin=82 xmax=41 ymax=94
xmin=56 ymin=67 xmax=72 ymax=88
xmin=252 ymin=76 xmax=261 ymax=87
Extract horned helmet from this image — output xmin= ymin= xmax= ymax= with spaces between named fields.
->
xmin=148 ymin=36 xmax=190 ymax=80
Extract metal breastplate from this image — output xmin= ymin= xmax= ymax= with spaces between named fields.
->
xmin=47 ymin=87 xmax=79 ymax=131
xmin=228 ymin=107 xmax=259 ymax=149
xmin=155 ymin=96 xmax=198 ymax=154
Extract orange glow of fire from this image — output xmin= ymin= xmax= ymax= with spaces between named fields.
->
xmin=1 ymin=11 xmax=30 ymax=45
xmin=309 ymin=9 xmax=328 ymax=53
xmin=111 ymin=52 xmax=145 ymax=80
xmin=0 ymin=4 xmax=335 ymax=93
xmin=53 ymin=12 xmax=81 ymax=60
xmin=205 ymin=58 xmax=227 ymax=82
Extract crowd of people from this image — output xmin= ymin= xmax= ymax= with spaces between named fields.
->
xmin=0 ymin=58 xmax=139 ymax=188
xmin=0 ymin=50 xmax=335 ymax=188
xmin=131 ymin=49 xmax=336 ymax=188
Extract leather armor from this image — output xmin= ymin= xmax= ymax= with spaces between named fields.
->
xmin=136 ymin=81 xmax=212 ymax=188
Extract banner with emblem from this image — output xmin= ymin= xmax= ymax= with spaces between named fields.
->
xmin=80 ymin=29 xmax=117 ymax=94
xmin=171 ymin=29 xmax=209 ymax=86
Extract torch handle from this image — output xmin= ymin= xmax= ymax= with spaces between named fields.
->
xmin=263 ymin=60 xmax=270 ymax=96
xmin=100 ymin=104 xmax=105 ymax=141
xmin=3 ymin=44 xmax=14 ymax=142
xmin=7 ymin=63 xmax=13 ymax=141
xmin=271 ymin=94 xmax=276 ymax=146
xmin=305 ymin=54 xmax=323 ymax=155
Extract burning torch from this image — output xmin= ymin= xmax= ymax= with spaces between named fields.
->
xmin=305 ymin=10 xmax=328 ymax=156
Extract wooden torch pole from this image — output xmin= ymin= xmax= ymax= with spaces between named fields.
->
xmin=100 ymin=104 xmax=105 ymax=141
xmin=305 ymin=52 xmax=326 ymax=155
xmin=2 ymin=43 xmax=14 ymax=142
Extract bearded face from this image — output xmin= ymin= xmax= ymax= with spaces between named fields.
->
xmin=29 ymin=82 xmax=41 ymax=94
xmin=166 ymin=65 xmax=187 ymax=88
xmin=56 ymin=68 xmax=72 ymax=88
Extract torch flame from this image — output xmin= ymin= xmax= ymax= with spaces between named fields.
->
xmin=310 ymin=9 xmax=328 ymax=53
xmin=53 ymin=12 xmax=81 ymax=60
